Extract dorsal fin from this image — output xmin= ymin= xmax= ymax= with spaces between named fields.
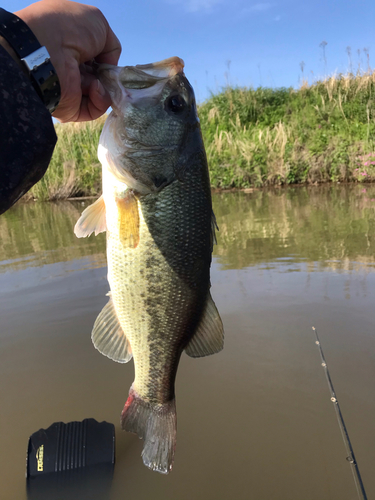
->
xmin=92 ymin=297 xmax=132 ymax=363
xmin=185 ymin=292 xmax=224 ymax=358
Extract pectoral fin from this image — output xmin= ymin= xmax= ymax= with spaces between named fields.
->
xmin=92 ymin=297 xmax=132 ymax=363
xmin=185 ymin=292 xmax=224 ymax=358
xmin=74 ymin=195 xmax=106 ymax=238
xmin=116 ymin=191 xmax=140 ymax=248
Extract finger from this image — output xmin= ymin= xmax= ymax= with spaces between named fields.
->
xmin=95 ymin=25 xmax=122 ymax=65
xmin=80 ymin=67 xmax=96 ymax=94
xmin=75 ymin=79 xmax=111 ymax=122
xmin=81 ymin=66 xmax=111 ymax=107
xmin=54 ymin=68 xmax=111 ymax=122
xmin=89 ymin=79 xmax=112 ymax=114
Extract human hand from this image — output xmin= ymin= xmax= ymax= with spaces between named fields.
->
xmin=16 ymin=0 xmax=121 ymax=122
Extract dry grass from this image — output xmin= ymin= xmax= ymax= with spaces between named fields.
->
xmin=28 ymin=71 xmax=375 ymax=198
xmin=30 ymin=117 xmax=105 ymax=200
xmin=199 ymin=70 xmax=375 ymax=187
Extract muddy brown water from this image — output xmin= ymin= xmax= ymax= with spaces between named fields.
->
xmin=1 ymin=185 xmax=375 ymax=500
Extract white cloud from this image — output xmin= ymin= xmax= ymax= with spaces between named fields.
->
xmin=167 ymin=0 xmax=223 ymax=13
xmin=242 ymin=3 xmax=273 ymax=14
xmin=166 ymin=0 xmax=274 ymax=15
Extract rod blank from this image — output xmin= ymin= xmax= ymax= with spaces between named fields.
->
xmin=312 ymin=326 xmax=367 ymax=500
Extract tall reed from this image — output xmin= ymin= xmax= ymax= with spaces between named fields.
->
xmin=30 ymin=116 xmax=105 ymax=200
xmin=199 ymin=71 xmax=375 ymax=187
xmin=30 ymin=71 xmax=375 ymax=199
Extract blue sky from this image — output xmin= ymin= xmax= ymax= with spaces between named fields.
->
xmin=7 ymin=0 xmax=375 ymax=102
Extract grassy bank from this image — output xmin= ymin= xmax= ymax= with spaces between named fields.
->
xmin=31 ymin=72 xmax=375 ymax=199
xmin=200 ymin=72 xmax=375 ymax=187
xmin=30 ymin=117 xmax=105 ymax=201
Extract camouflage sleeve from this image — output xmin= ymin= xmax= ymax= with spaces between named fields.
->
xmin=0 ymin=45 xmax=57 ymax=214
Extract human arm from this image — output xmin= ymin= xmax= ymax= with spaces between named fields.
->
xmin=0 ymin=1 xmax=121 ymax=214
xmin=0 ymin=46 xmax=56 ymax=214
xmin=15 ymin=0 xmax=122 ymax=122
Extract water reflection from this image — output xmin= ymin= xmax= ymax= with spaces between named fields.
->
xmin=212 ymin=184 xmax=375 ymax=272
xmin=27 ymin=464 xmax=113 ymax=500
xmin=1 ymin=185 xmax=375 ymax=500
xmin=0 ymin=201 xmax=106 ymax=274
xmin=1 ymin=185 xmax=375 ymax=275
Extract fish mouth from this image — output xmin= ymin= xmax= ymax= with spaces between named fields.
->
xmin=95 ymin=57 xmax=185 ymax=109
xmin=97 ymin=57 xmax=192 ymax=191
xmin=128 ymin=57 xmax=185 ymax=82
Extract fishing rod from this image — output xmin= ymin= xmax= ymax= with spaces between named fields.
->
xmin=312 ymin=327 xmax=367 ymax=500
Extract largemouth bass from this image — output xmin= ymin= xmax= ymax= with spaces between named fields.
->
xmin=74 ymin=57 xmax=224 ymax=474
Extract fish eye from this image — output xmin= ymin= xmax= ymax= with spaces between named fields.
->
xmin=166 ymin=95 xmax=186 ymax=114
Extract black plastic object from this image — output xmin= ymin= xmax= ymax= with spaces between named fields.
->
xmin=26 ymin=419 xmax=115 ymax=500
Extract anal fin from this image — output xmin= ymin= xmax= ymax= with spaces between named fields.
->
xmin=92 ymin=297 xmax=132 ymax=363
xmin=74 ymin=195 xmax=106 ymax=238
xmin=185 ymin=292 xmax=224 ymax=358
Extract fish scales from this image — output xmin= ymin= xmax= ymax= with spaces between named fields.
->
xmin=74 ymin=57 xmax=224 ymax=474
xmin=109 ymin=167 xmax=212 ymax=403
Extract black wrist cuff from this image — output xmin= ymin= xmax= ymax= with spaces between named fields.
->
xmin=0 ymin=8 xmax=61 ymax=113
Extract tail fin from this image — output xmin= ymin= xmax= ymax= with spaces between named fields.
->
xmin=121 ymin=387 xmax=176 ymax=474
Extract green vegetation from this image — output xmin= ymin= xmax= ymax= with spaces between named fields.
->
xmin=200 ymin=73 xmax=375 ymax=187
xmin=3 ymin=186 xmax=375 ymax=274
xmin=212 ymin=184 xmax=375 ymax=271
xmin=0 ymin=199 xmax=106 ymax=271
xmin=30 ymin=72 xmax=375 ymax=199
xmin=30 ymin=117 xmax=105 ymax=200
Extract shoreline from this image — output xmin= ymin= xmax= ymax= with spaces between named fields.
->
xmin=18 ymin=180 xmax=375 ymax=205
xmin=29 ymin=75 xmax=375 ymax=201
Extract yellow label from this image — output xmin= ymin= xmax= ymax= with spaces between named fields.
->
xmin=36 ymin=445 xmax=44 ymax=472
